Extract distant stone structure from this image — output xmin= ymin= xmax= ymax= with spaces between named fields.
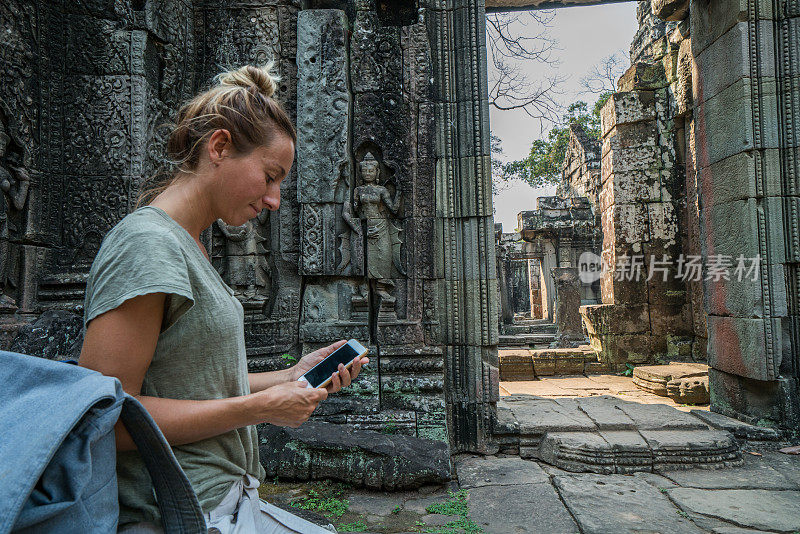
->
xmin=1 ymin=0 xmax=797 ymax=477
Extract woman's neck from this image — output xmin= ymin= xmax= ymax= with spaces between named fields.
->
xmin=149 ymin=174 xmax=216 ymax=241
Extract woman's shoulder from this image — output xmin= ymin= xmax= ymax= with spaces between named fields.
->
xmin=96 ymin=207 xmax=188 ymax=262
xmin=105 ymin=207 xmax=181 ymax=243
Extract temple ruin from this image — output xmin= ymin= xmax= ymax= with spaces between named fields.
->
xmin=1 ymin=0 xmax=797 ymax=486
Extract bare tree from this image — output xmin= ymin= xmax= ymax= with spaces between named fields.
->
xmin=579 ymin=51 xmax=629 ymax=95
xmin=486 ymin=11 xmax=565 ymax=125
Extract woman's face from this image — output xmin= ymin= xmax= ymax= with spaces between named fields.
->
xmin=215 ymin=133 xmax=295 ymax=226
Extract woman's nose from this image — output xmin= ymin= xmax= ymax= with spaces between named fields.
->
xmin=263 ymin=185 xmax=280 ymax=211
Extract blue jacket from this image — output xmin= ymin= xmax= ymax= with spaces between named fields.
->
xmin=0 ymin=350 xmax=206 ymax=533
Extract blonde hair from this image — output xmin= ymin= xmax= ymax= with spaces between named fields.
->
xmin=137 ymin=62 xmax=296 ymax=208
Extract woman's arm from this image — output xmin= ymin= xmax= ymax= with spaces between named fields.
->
xmin=79 ymin=293 xmax=327 ymax=451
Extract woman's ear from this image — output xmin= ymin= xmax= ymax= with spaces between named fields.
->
xmin=207 ymin=129 xmax=232 ymax=166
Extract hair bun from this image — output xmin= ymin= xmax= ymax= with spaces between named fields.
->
xmin=216 ymin=62 xmax=280 ymax=98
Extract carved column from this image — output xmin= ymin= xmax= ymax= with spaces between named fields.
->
xmin=428 ymin=0 xmax=498 ymax=452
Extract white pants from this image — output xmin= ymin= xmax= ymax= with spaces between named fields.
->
xmin=119 ymin=474 xmax=333 ymax=534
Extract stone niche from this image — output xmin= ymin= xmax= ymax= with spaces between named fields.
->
xmin=518 ymin=197 xmax=602 ymax=321
xmin=495 ymin=224 xmax=534 ymax=330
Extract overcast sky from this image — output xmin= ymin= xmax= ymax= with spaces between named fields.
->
xmin=490 ymin=3 xmax=639 ymax=232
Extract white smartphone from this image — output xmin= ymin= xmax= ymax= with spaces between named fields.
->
xmin=297 ymin=339 xmax=368 ymax=389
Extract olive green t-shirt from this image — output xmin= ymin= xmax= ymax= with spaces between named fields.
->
xmin=83 ymin=206 xmax=265 ymax=527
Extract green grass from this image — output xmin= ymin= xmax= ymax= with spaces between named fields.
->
xmin=338 ymin=518 xmax=370 ymax=532
xmin=423 ymin=490 xmax=483 ymax=534
xmin=290 ymin=488 xmax=349 ymax=520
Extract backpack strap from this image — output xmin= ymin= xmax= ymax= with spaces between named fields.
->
xmin=119 ymin=395 xmax=207 ymax=534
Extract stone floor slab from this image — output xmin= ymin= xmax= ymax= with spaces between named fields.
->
xmin=467 ymin=483 xmax=579 ymax=534
xmin=456 ymin=455 xmax=551 ymax=488
xmin=506 ymin=397 xmax=597 ymax=434
xmin=574 ymin=395 xmax=637 ymax=429
xmin=666 ymin=488 xmax=800 ymax=532
xmin=660 ymin=453 xmax=797 ymax=490
xmin=690 ymin=410 xmax=782 ymax=441
xmin=616 ymin=402 xmax=710 ymax=430
xmin=553 ymin=473 xmax=705 ymax=533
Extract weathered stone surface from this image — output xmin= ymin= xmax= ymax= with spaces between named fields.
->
xmin=666 ymin=376 xmax=710 ymax=404
xmin=689 ymin=409 xmax=782 ymax=441
xmin=456 ymin=456 xmax=550 ymax=488
xmin=296 ymin=9 xmax=351 ymax=205
xmin=574 ymin=395 xmax=636 ymax=430
xmin=615 ymin=402 xmax=709 ymax=430
xmin=258 ymin=421 xmax=450 ymax=490
xmin=466 ymin=483 xmax=578 ymax=534
xmin=554 ymin=474 xmax=705 ymax=534
xmin=9 ymin=310 xmax=84 ymax=361
xmin=643 ymin=429 xmax=742 ymax=470
xmin=651 ymin=0 xmax=689 ymax=21
xmin=551 ymin=267 xmax=584 ymax=346
xmin=666 ymin=489 xmax=800 ymax=532
xmin=660 ymin=453 xmax=799 ymax=490
xmin=501 ymin=396 xmax=596 ymax=435
xmin=632 ymin=362 xmax=707 ymax=396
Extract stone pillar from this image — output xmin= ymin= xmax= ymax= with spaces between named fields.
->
xmin=528 ymin=259 xmax=543 ymax=319
xmin=691 ymin=0 xmax=799 ymax=427
xmin=552 ymin=267 xmax=584 ymax=346
xmin=581 ymin=85 xmax=692 ymax=368
xmin=428 ymin=0 xmax=498 ymax=452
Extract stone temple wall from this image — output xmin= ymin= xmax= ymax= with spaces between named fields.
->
xmin=1 ymin=0 xmax=501 ymax=482
xmin=578 ymin=0 xmax=799 ymax=429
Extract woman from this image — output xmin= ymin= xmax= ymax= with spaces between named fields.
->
xmin=78 ymin=63 xmax=368 ymax=533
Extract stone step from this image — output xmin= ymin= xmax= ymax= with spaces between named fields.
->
xmin=498 ymin=334 xmax=557 ymax=347
xmin=502 ymin=324 xmax=558 ymax=336
xmin=495 ymin=395 xmax=744 ymax=473
xmin=499 ymin=347 xmax=602 ymax=380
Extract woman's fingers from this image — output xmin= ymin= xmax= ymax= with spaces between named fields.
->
xmin=337 ymin=363 xmax=352 ymax=388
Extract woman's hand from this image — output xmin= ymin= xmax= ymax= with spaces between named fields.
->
xmin=291 ymin=340 xmax=370 ymax=394
xmin=248 ymin=381 xmax=328 ymax=428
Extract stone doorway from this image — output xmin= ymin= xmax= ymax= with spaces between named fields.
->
xmin=479 ymin=0 xmax=800 ymax=458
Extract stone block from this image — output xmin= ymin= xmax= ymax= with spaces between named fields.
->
xmin=538 ymin=432 xmax=615 ymax=474
xmin=580 ymin=304 xmax=650 ymax=336
xmin=601 ymin=145 xmax=660 ymax=176
xmin=600 ymin=91 xmax=656 ymax=135
xmin=690 ymin=0 xmax=773 ymax=57
xmin=688 ymin=409 xmax=782 ymax=440
xmin=455 ymin=456 xmax=551 ymax=488
xmin=698 ymin=77 xmax=779 ymax=167
xmin=642 ymin=429 xmax=741 ymax=469
xmin=666 ymin=488 xmax=800 ymax=532
xmin=258 ymin=421 xmax=450 ymax=490
xmin=706 ymin=315 xmax=781 ymax=382
xmin=597 ymin=333 xmax=667 ymax=364
xmin=498 ymin=350 xmax=534 ymax=381
xmin=617 ymin=403 xmax=709 ymax=431
xmin=466 ymin=483 xmax=579 ymax=534
xmin=575 ymin=396 xmax=637 ymax=430
xmin=296 ymin=10 xmax=350 ymax=204
xmin=694 ymin=21 xmax=775 ymax=104
xmin=699 ymin=149 xmax=782 ymax=206
xmin=617 ymin=61 xmax=668 ymax=91
xmin=600 ymin=430 xmax=653 ymax=472
xmin=652 ymin=0 xmax=689 ymax=23
xmin=710 ymin=369 xmax=799 ymax=428
xmin=632 ymin=362 xmax=708 ymax=396
xmin=601 ymin=120 xmax=658 ymax=158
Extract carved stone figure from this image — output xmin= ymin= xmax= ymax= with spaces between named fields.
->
xmin=352 ymin=151 xmax=403 ymax=312
xmin=0 ymin=118 xmax=30 ymax=309
xmin=215 ymin=212 xmax=270 ymax=310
